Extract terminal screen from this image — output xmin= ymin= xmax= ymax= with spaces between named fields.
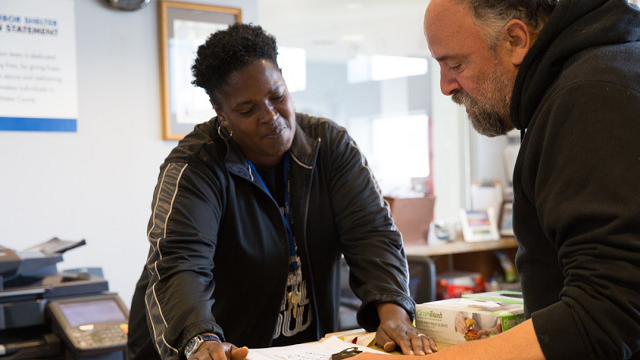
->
xmin=58 ymin=299 xmax=126 ymax=327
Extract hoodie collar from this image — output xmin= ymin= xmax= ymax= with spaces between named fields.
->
xmin=511 ymin=0 xmax=640 ymax=130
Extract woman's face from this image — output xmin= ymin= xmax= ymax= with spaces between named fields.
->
xmin=214 ymin=59 xmax=296 ymax=169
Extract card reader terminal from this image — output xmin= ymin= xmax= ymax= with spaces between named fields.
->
xmin=47 ymin=294 xmax=129 ymax=356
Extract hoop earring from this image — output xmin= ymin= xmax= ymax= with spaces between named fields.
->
xmin=218 ymin=125 xmax=232 ymax=140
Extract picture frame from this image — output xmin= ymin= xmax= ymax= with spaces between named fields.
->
xmin=459 ymin=208 xmax=500 ymax=242
xmin=159 ymin=1 xmax=242 ymax=140
xmin=498 ymin=200 xmax=514 ymax=237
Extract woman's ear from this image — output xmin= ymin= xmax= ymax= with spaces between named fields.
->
xmin=504 ymin=19 xmax=532 ymax=66
xmin=215 ymin=109 xmax=227 ymax=127
xmin=211 ymin=100 xmax=226 ymax=126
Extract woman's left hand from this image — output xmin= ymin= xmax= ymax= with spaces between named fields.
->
xmin=375 ymin=303 xmax=437 ymax=355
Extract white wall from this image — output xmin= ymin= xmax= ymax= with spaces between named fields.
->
xmin=429 ymin=59 xmax=471 ymax=221
xmin=469 ymin=131 xmax=510 ymax=186
xmin=0 ymin=0 xmax=257 ymax=308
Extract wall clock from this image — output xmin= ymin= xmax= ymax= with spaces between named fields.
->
xmin=104 ymin=0 xmax=151 ymax=11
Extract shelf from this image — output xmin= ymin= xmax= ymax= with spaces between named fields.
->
xmin=404 ymin=236 xmax=518 ymax=257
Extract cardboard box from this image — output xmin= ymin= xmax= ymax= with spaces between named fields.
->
xmin=416 ymin=298 xmax=525 ymax=344
xmin=385 ymin=195 xmax=435 ymax=244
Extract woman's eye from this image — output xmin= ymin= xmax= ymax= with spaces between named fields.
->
xmin=239 ymin=108 xmax=253 ymax=115
xmin=273 ymin=94 xmax=285 ymax=101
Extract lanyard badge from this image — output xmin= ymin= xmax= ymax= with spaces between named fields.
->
xmin=247 ymin=152 xmax=302 ymax=318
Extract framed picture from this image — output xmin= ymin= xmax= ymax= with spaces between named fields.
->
xmin=459 ymin=208 xmax=500 ymax=242
xmin=498 ymin=200 xmax=514 ymax=237
xmin=159 ymin=1 xmax=242 ymax=140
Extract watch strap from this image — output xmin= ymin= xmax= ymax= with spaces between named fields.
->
xmin=200 ymin=334 xmax=221 ymax=343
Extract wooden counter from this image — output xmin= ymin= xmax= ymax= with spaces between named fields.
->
xmin=404 ymin=236 xmax=518 ymax=257
xmin=404 ymin=236 xmax=519 ymax=281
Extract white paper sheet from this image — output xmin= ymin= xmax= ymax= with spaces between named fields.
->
xmin=247 ymin=336 xmax=387 ymax=360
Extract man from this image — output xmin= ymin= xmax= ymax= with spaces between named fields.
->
xmin=358 ymin=0 xmax=640 ymax=359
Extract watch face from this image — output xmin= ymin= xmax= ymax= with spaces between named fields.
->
xmin=105 ymin=0 xmax=150 ymax=11
xmin=185 ymin=336 xmax=202 ymax=358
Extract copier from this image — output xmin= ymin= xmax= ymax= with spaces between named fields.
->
xmin=0 ymin=239 xmax=128 ymax=360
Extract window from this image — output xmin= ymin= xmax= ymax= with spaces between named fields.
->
xmin=260 ymin=0 xmax=434 ymax=197
xmin=347 ymin=114 xmax=431 ymax=195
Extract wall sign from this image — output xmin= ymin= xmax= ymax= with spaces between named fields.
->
xmin=0 ymin=0 xmax=78 ymax=132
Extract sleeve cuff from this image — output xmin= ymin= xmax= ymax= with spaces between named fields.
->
xmin=531 ymin=301 xmax=589 ymax=360
xmin=357 ymin=294 xmax=416 ymax=332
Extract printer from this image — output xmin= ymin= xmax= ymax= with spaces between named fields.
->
xmin=0 ymin=238 xmax=128 ymax=360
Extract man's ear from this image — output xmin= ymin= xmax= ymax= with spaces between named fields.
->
xmin=503 ymin=19 xmax=532 ymax=66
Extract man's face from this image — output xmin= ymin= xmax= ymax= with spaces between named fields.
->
xmin=424 ymin=0 xmax=517 ymax=137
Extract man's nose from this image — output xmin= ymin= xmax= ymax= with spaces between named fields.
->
xmin=440 ymin=68 xmax=461 ymax=96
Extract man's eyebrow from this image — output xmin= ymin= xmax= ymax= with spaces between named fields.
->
xmin=434 ymin=54 xmax=465 ymax=62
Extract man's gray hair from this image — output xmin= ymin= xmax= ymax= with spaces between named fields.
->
xmin=457 ymin=0 xmax=558 ymax=50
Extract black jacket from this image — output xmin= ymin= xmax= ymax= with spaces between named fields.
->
xmin=511 ymin=0 xmax=640 ymax=359
xmin=127 ymin=114 xmax=414 ymax=360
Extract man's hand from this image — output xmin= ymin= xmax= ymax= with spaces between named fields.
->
xmin=375 ymin=302 xmax=437 ymax=355
xmin=188 ymin=340 xmax=249 ymax=360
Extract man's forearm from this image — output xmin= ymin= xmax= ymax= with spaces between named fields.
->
xmin=414 ymin=319 xmax=544 ymax=360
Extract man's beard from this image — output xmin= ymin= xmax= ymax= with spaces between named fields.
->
xmin=451 ymin=61 xmax=514 ymax=137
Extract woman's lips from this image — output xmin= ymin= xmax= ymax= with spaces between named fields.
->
xmin=264 ymin=126 xmax=286 ymax=138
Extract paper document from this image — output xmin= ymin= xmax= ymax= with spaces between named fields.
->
xmin=247 ymin=336 xmax=387 ymax=360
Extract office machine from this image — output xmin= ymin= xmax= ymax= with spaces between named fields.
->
xmin=0 ymin=239 xmax=128 ymax=360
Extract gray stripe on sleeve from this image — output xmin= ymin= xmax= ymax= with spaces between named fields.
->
xmin=145 ymin=163 xmax=189 ymax=358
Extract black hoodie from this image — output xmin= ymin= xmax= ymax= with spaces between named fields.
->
xmin=511 ymin=0 xmax=640 ymax=359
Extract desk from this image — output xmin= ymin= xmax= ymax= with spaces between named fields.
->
xmin=404 ymin=237 xmax=518 ymax=281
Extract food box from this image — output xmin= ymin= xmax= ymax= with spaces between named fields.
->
xmin=415 ymin=298 xmax=525 ymax=344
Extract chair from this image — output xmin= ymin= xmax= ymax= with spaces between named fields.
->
xmin=338 ymin=258 xmax=361 ymax=331
xmin=338 ymin=255 xmax=436 ymax=330
xmin=406 ymin=255 xmax=436 ymax=304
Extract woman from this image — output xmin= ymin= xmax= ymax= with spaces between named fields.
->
xmin=127 ymin=23 xmax=436 ymax=360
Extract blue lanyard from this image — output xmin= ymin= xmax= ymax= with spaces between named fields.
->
xmin=247 ymin=152 xmax=299 ymax=272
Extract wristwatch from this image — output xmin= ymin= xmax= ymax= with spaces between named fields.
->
xmin=184 ymin=334 xmax=219 ymax=359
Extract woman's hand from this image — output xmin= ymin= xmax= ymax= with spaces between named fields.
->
xmin=188 ymin=340 xmax=249 ymax=360
xmin=375 ymin=303 xmax=437 ymax=355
